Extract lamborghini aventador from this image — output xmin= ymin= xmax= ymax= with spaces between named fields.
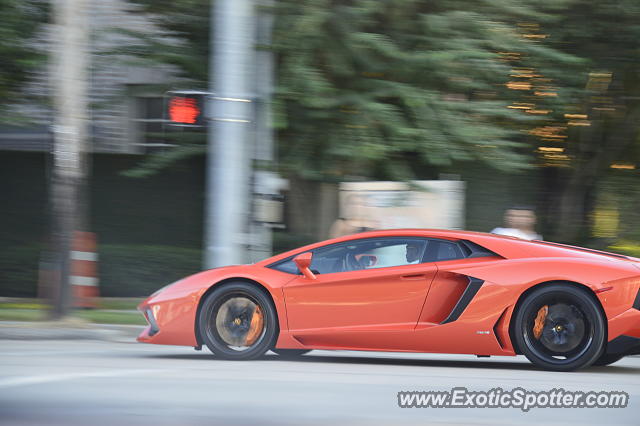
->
xmin=137 ymin=229 xmax=640 ymax=371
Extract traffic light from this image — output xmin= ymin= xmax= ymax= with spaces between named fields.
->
xmin=166 ymin=91 xmax=207 ymax=128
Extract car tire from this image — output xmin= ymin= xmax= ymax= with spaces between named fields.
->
xmin=199 ymin=282 xmax=278 ymax=360
xmin=592 ymin=353 xmax=625 ymax=367
xmin=513 ymin=284 xmax=606 ymax=372
xmin=272 ymin=349 xmax=311 ymax=358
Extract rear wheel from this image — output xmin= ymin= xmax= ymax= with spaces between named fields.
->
xmin=592 ymin=353 xmax=625 ymax=366
xmin=513 ymin=284 xmax=605 ymax=371
xmin=199 ymin=282 xmax=278 ymax=360
xmin=272 ymin=349 xmax=311 ymax=358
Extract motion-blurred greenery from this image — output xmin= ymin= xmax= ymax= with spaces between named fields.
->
xmin=0 ymin=0 xmax=48 ymax=123
xmin=98 ymin=244 xmax=202 ymax=297
xmin=1 ymin=1 xmax=639 ymax=305
xmin=609 ymin=241 xmax=640 ymax=258
xmin=118 ymin=0 xmax=639 ymax=244
xmin=0 ymin=244 xmax=201 ymax=298
xmin=0 ymin=308 xmax=146 ymax=325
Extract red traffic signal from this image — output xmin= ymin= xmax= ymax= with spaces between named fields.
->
xmin=166 ymin=91 xmax=207 ymax=127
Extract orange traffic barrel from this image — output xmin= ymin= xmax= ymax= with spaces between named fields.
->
xmin=70 ymin=231 xmax=100 ymax=308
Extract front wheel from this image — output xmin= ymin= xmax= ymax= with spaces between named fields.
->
xmin=199 ymin=282 xmax=278 ymax=360
xmin=512 ymin=284 xmax=605 ymax=371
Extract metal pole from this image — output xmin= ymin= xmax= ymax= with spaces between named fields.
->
xmin=49 ymin=0 xmax=89 ymax=317
xmin=248 ymin=0 xmax=276 ymax=262
xmin=205 ymin=0 xmax=256 ymax=268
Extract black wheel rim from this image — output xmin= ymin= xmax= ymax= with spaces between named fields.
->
xmin=522 ymin=293 xmax=594 ymax=365
xmin=206 ymin=292 xmax=266 ymax=352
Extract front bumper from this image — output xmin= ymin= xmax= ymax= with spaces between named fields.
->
xmin=136 ymin=296 xmax=199 ymax=347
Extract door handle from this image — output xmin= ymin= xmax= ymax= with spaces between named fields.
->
xmin=401 ymin=274 xmax=427 ymax=280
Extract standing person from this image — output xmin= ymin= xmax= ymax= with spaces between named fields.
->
xmin=330 ymin=193 xmax=378 ymax=238
xmin=491 ymin=206 xmax=542 ymax=241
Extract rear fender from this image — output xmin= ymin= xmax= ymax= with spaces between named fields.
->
xmin=442 ymin=257 xmax=640 ymax=322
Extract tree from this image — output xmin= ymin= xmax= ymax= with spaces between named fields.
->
xmin=121 ymin=0 xmax=640 ymax=244
xmin=0 ymin=0 xmax=48 ymax=118
xmin=122 ymin=0 xmax=576 ymax=180
xmin=515 ymin=0 xmax=640 ymax=242
xmin=116 ymin=0 xmax=209 ymax=84
xmin=270 ymin=0 xmax=575 ymax=180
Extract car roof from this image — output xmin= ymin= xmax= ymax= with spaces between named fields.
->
xmin=256 ymin=229 xmax=507 ymax=266
xmin=255 ymin=228 xmax=633 ymax=266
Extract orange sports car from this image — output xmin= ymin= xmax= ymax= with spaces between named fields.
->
xmin=137 ymin=229 xmax=640 ymax=371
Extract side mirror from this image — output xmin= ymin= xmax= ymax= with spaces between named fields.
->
xmin=293 ymin=252 xmax=316 ymax=280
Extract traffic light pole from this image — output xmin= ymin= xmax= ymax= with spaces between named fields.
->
xmin=205 ymin=0 xmax=256 ymax=268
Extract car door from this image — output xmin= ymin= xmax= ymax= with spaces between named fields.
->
xmin=282 ymin=237 xmax=438 ymax=344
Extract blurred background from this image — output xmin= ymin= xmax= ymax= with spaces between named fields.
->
xmin=1 ymin=0 xmax=639 ymax=315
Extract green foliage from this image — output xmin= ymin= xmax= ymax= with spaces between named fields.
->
xmin=516 ymin=1 xmax=640 ymax=241
xmin=609 ymin=241 xmax=640 ymax=258
xmin=123 ymin=0 xmax=585 ymax=179
xmin=0 ymin=308 xmax=146 ymax=325
xmin=0 ymin=309 xmax=46 ymax=322
xmin=120 ymin=0 xmax=640 ymax=243
xmin=0 ymin=0 xmax=48 ymax=116
xmin=74 ymin=310 xmax=146 ymax=325
xmin=97 ymin=298 xmax=144 ymax=310
xmin=0 ymin=244 xmax=202 ymax=298
xmin=123 ymin=0 xmax=210 ymax=82
xmin=0 ymin=244 xmax=40 ymax=297
xmin=272 ymin=0 xmax=566 ymax=179
xmin=99 ymin=244 xmax=202 ymax=297
xmin=121 ymin=143 xmax=206 ymax=177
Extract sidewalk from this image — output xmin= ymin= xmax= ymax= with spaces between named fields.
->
xmin=0 ymin=319 xmax=143 ymax=342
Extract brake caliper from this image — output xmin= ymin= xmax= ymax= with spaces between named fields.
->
xmin=533 ymin=305 xmax=549 ymax=339
xmin=244 ymin=305 xmax=264 ymax=346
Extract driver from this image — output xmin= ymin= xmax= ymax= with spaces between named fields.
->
xmin=405 ymin=242 xmax=422 ymax=264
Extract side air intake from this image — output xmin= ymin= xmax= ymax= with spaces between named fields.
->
xmin=440 ymin=276 xmax=484 ymax=324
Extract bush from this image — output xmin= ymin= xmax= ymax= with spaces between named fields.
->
xmin=0 ymin=244 xmax=202 ymax=298
xmin=99 ymin=244 xmax=202 ymax=297
xmin=0 ymin=244 xmax=41 ymax=297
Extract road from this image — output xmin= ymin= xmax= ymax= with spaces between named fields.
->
xmin=1 ymin=339 xmax=639 ymax=425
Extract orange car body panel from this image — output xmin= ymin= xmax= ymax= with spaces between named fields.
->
xmin=137 ymin=229 xmax=640 ymax=356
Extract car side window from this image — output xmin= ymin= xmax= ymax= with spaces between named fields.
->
xmin=269 ymin=238 xmax=493 ymax=274
xmin=433 ymin=240 xmax=465 ymax=261
xmin=270 ymin=258 xmax=299 ymax=275
xmin=309 ymin=238 xmax=429 ymax=274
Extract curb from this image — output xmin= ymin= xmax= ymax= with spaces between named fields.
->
xmin=0 ymin=321 xmax=143 ymax=342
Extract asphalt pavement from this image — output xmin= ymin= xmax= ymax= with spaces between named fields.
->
xmin=1 ymin=338 xmax=639 ymax=425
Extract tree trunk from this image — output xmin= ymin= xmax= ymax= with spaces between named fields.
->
xmin=555 ymin=174 xmax=594 ymax=243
